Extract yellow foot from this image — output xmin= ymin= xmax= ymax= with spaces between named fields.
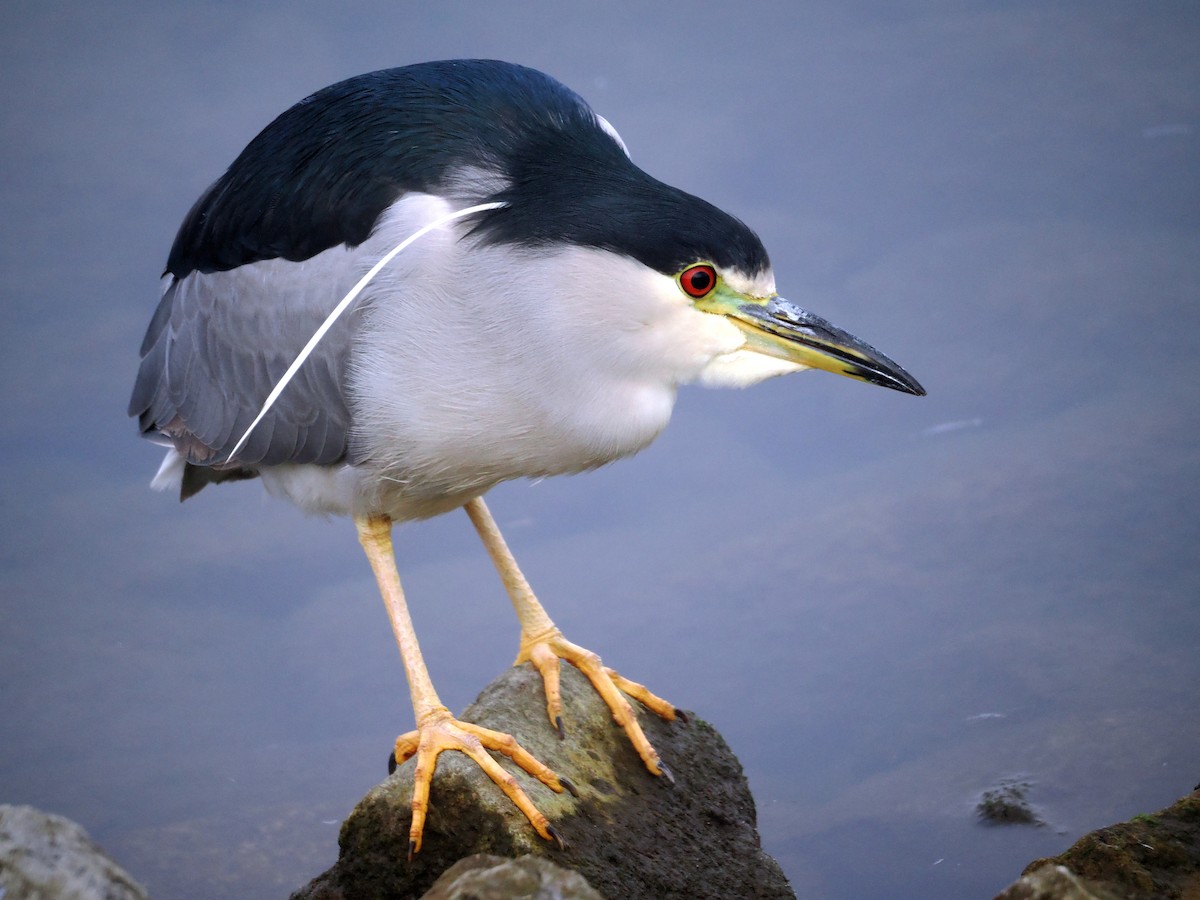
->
xmin=517 ymin=628 xmax=684 ymax=781
xmin=387 ymin=706 xmax=577 ymax=859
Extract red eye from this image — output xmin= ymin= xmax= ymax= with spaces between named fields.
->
xmin=679 ymin=264 xmax=717 ymax=298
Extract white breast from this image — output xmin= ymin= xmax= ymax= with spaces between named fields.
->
xmin=340 ymin=197 xmax=747 ymax=519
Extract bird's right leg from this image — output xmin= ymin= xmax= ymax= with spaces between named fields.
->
xmin=355 ymin=514 xmax=572 ymax=857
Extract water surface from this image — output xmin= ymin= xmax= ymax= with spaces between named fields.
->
xmin=1 ymin=2 xmax=1198 ymax=897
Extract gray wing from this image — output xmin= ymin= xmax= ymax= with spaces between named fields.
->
xmin=129 ymin=244 xmax=367 ymax=469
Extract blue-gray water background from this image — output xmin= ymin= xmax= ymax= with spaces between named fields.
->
xmin=2 ymin=2 xmax=1198 ymax=897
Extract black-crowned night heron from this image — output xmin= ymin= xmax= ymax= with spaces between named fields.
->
xmin=129 ymin=59 xmax=924 ymax=856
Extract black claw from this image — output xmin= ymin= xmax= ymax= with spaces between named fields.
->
xmin=407 ymin=840 xmax=416 ymax=863
xmin=657 ymin=761 xmax=676 ymax=786
xmin=559 ymin=776 xmax=579 ymax=798
xmin=674 ymin=708 xmax=689 ymax=724
xmin=546 ymin=824 xmax=567 ymax=851
xmin=554 ymin=715 xmax=566 ymax=740
xmin=387 ymin=752 xmax=397 ymax=775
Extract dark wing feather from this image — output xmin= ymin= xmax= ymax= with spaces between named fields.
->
xmin=128 ymin=249 xmax=364 ymax=468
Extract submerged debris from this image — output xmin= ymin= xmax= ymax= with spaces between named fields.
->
xmin=977 ymin=780 xmax=1044 ymax=826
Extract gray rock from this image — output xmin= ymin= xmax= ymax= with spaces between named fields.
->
xmin=419 ymin=854 xmax=603 ymax=899
xmin=993 ymin=865 xmax=1124 ymax=900
xmin=292 ymin=664 xmax=794 ymax=899
xmin=0 ymin=804 xmax=149 ymax=900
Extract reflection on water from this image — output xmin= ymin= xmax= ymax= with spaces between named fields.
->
xmin=1 ymin=3 xmax=1198 ymax=898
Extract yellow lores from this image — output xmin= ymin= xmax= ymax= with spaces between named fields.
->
xmin=683 ymin=262 xmax=924 ymax=394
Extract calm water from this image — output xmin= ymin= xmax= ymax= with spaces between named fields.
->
xmin=2 ymin=2 xmax=1198 ymax=897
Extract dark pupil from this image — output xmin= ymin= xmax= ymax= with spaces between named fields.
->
xmin=690 ymin=269 xmax=711 ymax=291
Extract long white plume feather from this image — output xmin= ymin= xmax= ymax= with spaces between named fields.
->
xmin=225 ymin=200 xmax=506 ymax=464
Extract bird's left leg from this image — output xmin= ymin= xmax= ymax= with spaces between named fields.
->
xmin=463 ymin=497 xmax=681 ymax=780
xmin=355 ymin=514 xmax=573 ymax=857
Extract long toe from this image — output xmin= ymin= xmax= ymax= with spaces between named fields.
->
xmin=396 ymin=708 xmax=569 ymax=855
xmin=516 ymin=628 xmax=680 ymax=778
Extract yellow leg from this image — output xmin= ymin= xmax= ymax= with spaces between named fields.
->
xmin=462 ymin=498 xmax=681 ymax=781
xmin=355 ymin=514 xmax=572 ymax=857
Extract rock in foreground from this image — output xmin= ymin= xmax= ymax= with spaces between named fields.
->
xmin=420 ymin=854 xmax=604 ymax=899
xmin=0 ymin=804 xmax=149 ymax=900
xmin=293 ymin=664 xmax=794 ymax=899
xmin=996 ymin=787 xmax=1200 ymax=899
